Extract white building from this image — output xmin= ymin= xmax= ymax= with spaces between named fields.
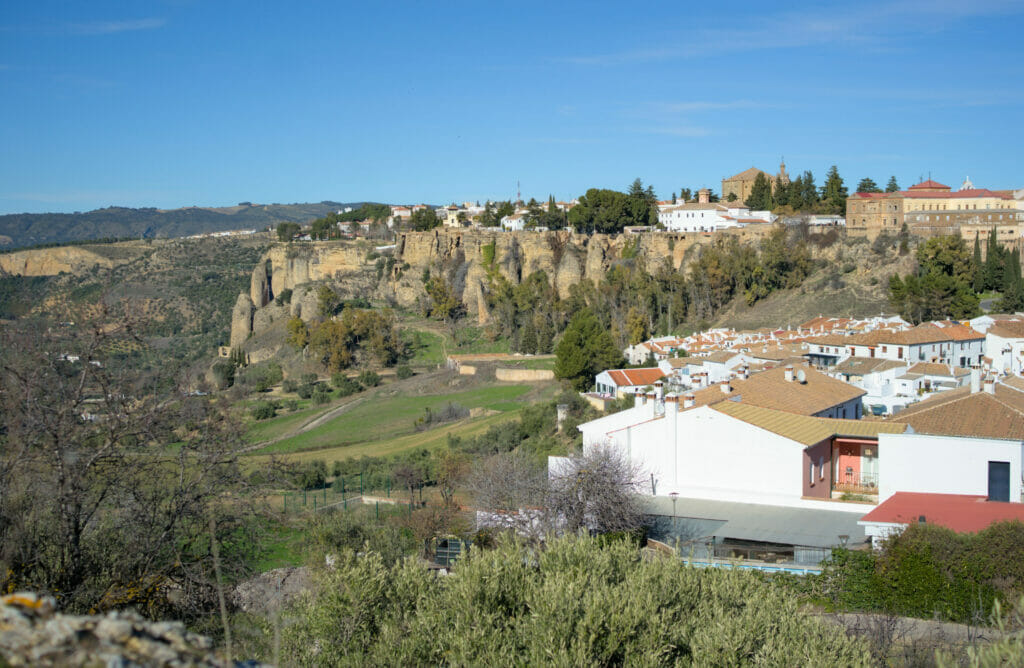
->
xmin=657 ymin=202 xmax=774 ymax=233
xmin=593 ymin=367 xmax=666 ymax=399
xmin=985 ymin=319 xmax=1024 ymax=375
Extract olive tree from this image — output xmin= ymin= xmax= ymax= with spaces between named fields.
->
xmin=0 ymin=312 xmax=265 ymax=619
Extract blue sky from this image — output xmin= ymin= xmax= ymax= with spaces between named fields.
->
xmin=2 ymin=0 xmax=1022 ymax=214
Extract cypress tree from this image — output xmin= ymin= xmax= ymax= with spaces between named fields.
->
xmin=885 ymin=176 xmax=900 ymax=193
xmin=984 ymin=227 xmax=1001 ymax=291
xmin=973 ymin=232 xmax=983 ymax=292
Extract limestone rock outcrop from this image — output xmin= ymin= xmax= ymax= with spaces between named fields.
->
xmin=229 ymin=293 xmax=255 ymax=349
xmin=0 ymin=592 xmax=242 ymax=667
xmin=232 ymin=226 xmax=777 ymax=356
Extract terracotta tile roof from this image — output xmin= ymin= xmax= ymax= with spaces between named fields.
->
xmin=834 ymin=357 xmax=907 ymax=375
xmin=683 ymin=364 xmax=864 ymax=415
xmin=860 ymin=493 xmax=1024 ymax=533
xmin=907 ymin=362 xmax=968 ymax=378
xmin=806 ymin=334 xmax=854 ymax=347
xmin=704 ymin=351 xmax=741 ymax=364
xmin=989 ymin=321 xmax=1024 ymax=338
xmin=714 ymin=402 xmax=906 ymax=446
xmin=605 ymin=368 xmax=666 ymax=387
xmin=890 ymin=384 xmax=1024 ymax=440
xmin=907 ymin=179 xmax=951 ymax=191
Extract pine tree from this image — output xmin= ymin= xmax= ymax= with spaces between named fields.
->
xmin=821 ymin=166 xmax=848 ymax=214
xmin=745 ymin=173 xmax=772 ymax=210
xmin=856 ymin=177 xmax=882 ymax=193
xmin=799 ymin=171 xmax=818 ymax=210
xmin=885 ymin=176 xmax=900 ymax=193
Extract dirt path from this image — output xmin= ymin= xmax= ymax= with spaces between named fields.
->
xmin=242 ymin=395 xmax=367 ymax=453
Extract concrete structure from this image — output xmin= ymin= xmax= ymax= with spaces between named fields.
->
xmin=831 ymin=357 xmax=910 ymax=415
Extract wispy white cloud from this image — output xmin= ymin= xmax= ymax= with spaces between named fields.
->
xmin=559 ymin=0 xmax=1022 ymax=65
xmin=68 ymin=18 xmax=166 ymax=35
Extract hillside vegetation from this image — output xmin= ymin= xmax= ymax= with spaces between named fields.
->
xmin=0 ymin=201 xmax=361 ymax=249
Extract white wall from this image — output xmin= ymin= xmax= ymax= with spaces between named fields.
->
xmin=592 ymin=406 xmax=806 ymax=508
xmin=878 ymin=432 xmax=1024 ymax=502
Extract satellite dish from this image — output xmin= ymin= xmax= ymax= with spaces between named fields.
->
xmin=796 ymin=369 xmax=807 ymax=383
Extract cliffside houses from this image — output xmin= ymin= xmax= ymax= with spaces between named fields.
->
xmin=656 ymin=189 xmax=774 ymax=233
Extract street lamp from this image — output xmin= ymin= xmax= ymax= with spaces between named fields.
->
xmin=669 ymin=492 xmax=679 ymax=536
xmin=838 ymin=534 xmax=849 ymax=549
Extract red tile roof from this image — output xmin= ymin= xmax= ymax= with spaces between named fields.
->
xmin=861 ymin=493 xmax=1024 ymax=533
xmin=907 ymin=179 xmax=951 ymax=191
xmin=606 ymin=368 xmax=666 ymax=387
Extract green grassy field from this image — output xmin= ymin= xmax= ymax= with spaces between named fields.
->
xmin=252 ymin=409 xmax=523 ymax=466
xmin=405 ymin=329 xmax=446 ymax=366
xmin=499 ymin=357 xmax=555 ymax=370
xmin=251 ymin=385 xmax=530 ymax=455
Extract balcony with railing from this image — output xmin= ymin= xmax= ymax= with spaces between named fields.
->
xmin=833 ymin=471 xmax=878 ymax=495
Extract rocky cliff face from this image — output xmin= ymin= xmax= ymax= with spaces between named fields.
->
xmin=0 ymin=246 xmax=133 ymax=276
xmin=230 ymin=227 xmax=774 ymax=348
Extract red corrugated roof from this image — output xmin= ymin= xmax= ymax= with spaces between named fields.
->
xmin=861 ymin=492 xmax=1024 ymax=533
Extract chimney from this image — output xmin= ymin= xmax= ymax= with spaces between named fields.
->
xmin=739 ymin=365 xmax=749 ymax=380
xmin=784 ymin=365 xmax=794 ymax=382
xmin=665 ymin=393 xmax=679 ymax=433
xmin=720 ymin=381 xmax=732 ymax=394
xmin=984 ymin=377 xmax=996 ymax=394
xmin=683 ymin=393 xmax=696 ymax=409
xmin=698 ymin=188 xmax=710 ymax=204
xmin=970 ymin=368 xmax=981 ymax=394
xmin=635 ymin=389 xmax=645 ymax=407
xmin=655 ymin=380 xmax=664 ymax=402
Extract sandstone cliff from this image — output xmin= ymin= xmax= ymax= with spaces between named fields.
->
xmin=0 ymin=245 xmax=133 ymax=276
xmin=230 ymin=226 xmax=775 ymax=349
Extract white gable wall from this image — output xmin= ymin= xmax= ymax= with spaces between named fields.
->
xmin=878 ymin=432 xmax=1024 ymax=503
xmin=587 ymin=405 xmax=844 ymax=510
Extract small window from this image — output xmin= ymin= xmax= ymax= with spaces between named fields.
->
xmin=810 ymin=461 xmax=815 ymax=485
xmin=819 ymin=456 xmax=825 ymax=481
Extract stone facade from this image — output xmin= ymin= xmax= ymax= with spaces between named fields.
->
xmin=846 ymin=179 xmax=1023 ymax=240
xmin=721 ymin=161 xmax=789 ymax=204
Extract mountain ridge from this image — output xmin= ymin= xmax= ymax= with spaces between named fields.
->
xmin=0 ymin=201 xmax=368 ymax=249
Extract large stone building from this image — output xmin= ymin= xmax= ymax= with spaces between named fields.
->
xmin=846 ymin=178 xmax=1022 ymax=239
xmin=721 ymin=161 xmax=789 ymax=204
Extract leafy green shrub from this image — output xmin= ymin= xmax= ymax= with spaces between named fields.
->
xmin=301 ymin=372 xmax=318 ymax=385
xmin=250 ymin=402 xmax=276 ymax=420
xmin=239 ymin=361 xmax=283 ymax=392
xmin=274 ymin=288 xmax=293 ymax=306
xmin=211 ymin=361 xmax=235 ymax=390
xmin=396 ymin=365 xmax=414 ymax=380
xmin=295 ymin=460 xmax=327 ymax=490
xmin=312 ymin=388 xmax=331 ymax=405
xmin=286 ymin=399 xmax=299 ymax=412
xmin=282 ymin=379 xmax=298 ymax=393
xmin=358 ymin=370 xmax=381 ymax=387
xmin=296 ymin=383 xmax=315 ymax=400
xmin=332 ymin=376 xmax=361 ymax=397
xmin=281 ymin=534 xmax=870 ymax=665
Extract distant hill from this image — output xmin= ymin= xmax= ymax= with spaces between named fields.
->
xmin=0 ymin=201 xmax=366 ymax=249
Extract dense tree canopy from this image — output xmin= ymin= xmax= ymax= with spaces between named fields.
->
xmin=567 ymin=188 xmax=655 ymax=234
xmin=820 ymin=165 xmax=848 ymax=214
xmin=409 ymin=207 xmax=441 ymax=231
xmin=889 ymin=235 xmax=980 ymax=323
xmin=555 ymin=308 xmax=623 ymax=390
xmin=856 ymin=177 xmax=882 ymax=193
